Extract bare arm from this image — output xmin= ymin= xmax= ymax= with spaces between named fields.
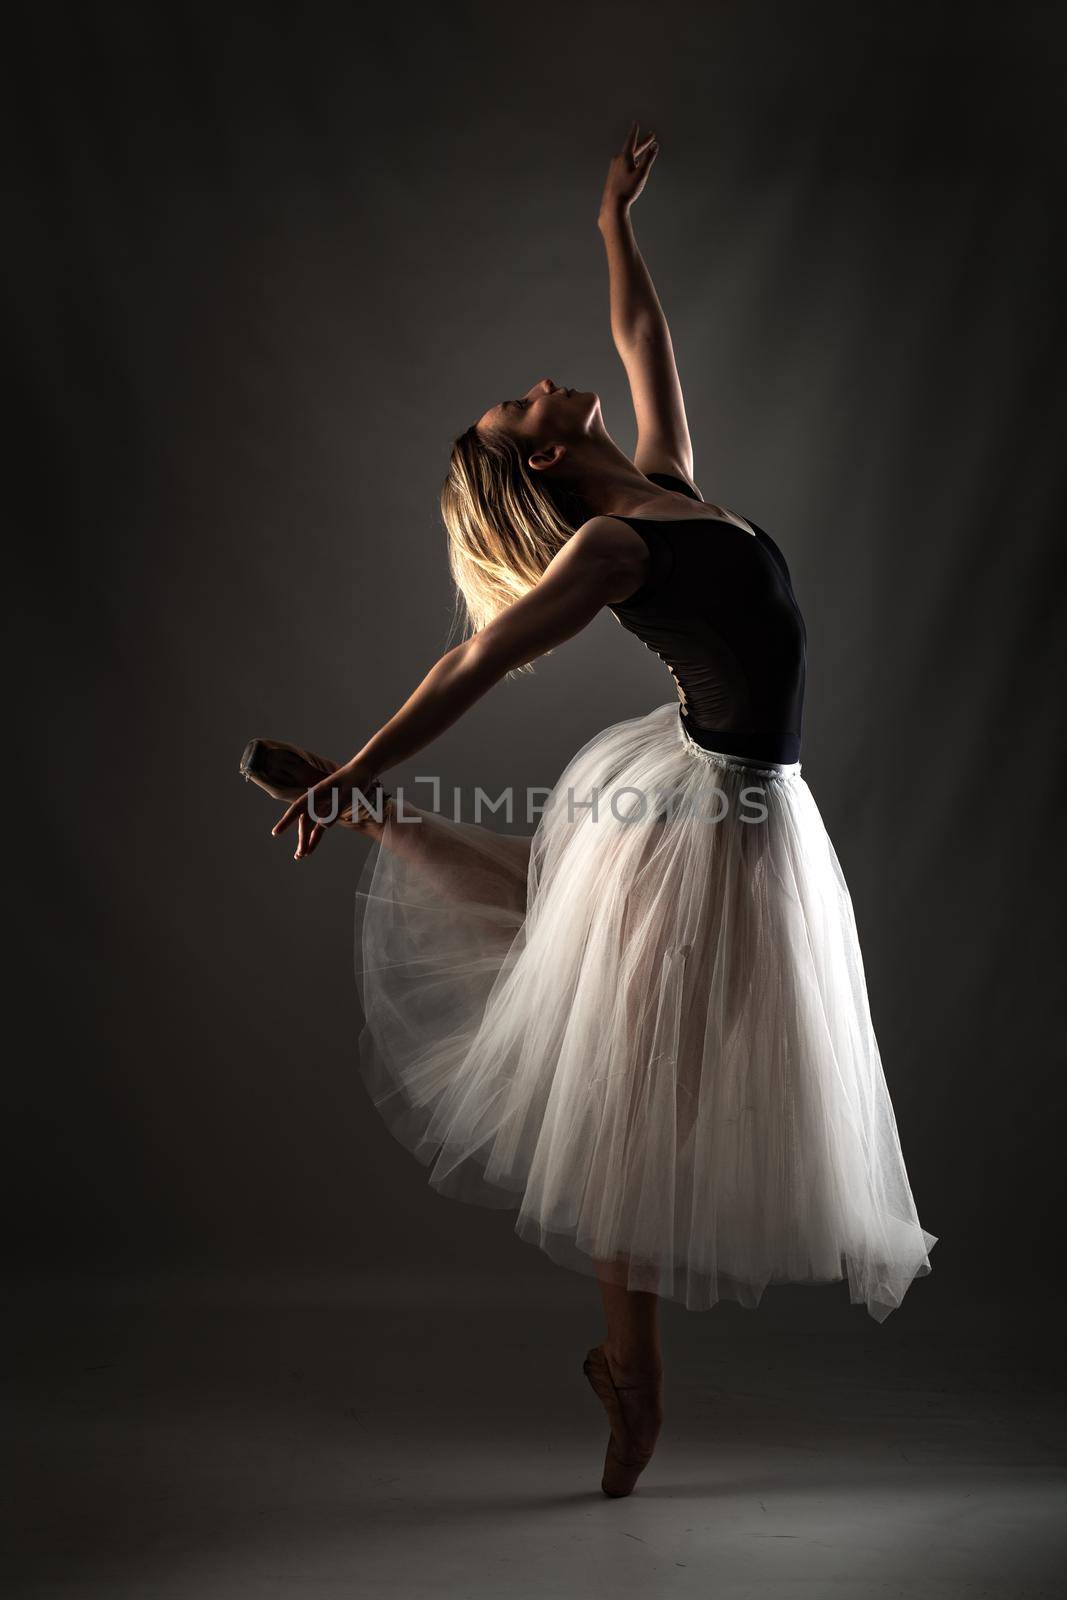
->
xmin=598 ymin=123 xmax=697 ymax=488
xmin=272 ymin=516 xmax=647 ymax=856
xmin=355 ymin=521 xmax=636 ymax=771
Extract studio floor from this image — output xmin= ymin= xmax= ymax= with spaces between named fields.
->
xmin=4 ymin=1266 xmax=1064 ymax=1599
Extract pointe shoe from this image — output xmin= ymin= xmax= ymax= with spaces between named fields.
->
xmin=239 ymin=738 xmax=391 ymax=828
xmin=582 ymin=1344 xmax=663 ymax=1498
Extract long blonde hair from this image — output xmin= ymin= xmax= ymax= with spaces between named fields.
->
xmin=441 ymin=425 xmax=586 ymax=657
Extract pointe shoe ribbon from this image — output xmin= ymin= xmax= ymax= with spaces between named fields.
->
xmin=582 ymin=1345 xmax=663 ymax=1499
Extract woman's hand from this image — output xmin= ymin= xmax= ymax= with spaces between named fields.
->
xmin=271 ymin=758 xmax=381 ymax=860
xmin=598 ymin=121 xmax=659 ymax=225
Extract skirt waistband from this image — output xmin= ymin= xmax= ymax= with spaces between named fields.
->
xmin=677 ymin=712 xmax=802 ymax=780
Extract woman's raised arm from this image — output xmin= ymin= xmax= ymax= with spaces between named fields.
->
xmin=272 ymin=515 xmax=647 ymax=857
xmin=598 ymin=123 xmax=697 ymax=489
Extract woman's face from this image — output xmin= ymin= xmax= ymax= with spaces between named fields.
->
xmin=476 ymin=378 xmax=600 ymax=446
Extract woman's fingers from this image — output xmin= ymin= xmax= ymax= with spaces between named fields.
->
xmin=272 ymin=794 xmax=307 ymax=836
xmin=294 ymin=812 xmax=326 ymax=859
xmin=272 ymin=770 xmax=345 ymax=837
xmin=304 ymin=820 xmax=325 ymax=856
xmin=625 ymin=122 xmax=656 ymax=164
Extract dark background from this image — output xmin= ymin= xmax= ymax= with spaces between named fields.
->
xmin=12 ymin=1 xmax=1066 ymax=1295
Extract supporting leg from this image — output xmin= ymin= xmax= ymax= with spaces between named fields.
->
xmin=595 ymin=1271 xmax=664 ymax=1382
xmin=583 ymin=1263 xmax=665 ymax=1497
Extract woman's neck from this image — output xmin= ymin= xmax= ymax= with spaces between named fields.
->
xmin=558 ymin=437 xmax=668 ymax=518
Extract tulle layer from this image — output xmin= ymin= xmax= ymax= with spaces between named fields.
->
xmin=354 ymin=703 xmax=936 ymax=1322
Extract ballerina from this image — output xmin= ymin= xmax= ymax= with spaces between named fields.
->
xmin=256 ymin=123 xmax=937 ymax=1498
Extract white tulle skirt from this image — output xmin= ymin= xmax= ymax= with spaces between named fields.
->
xmin=354 ymin=702 xmax=936 ymax=1322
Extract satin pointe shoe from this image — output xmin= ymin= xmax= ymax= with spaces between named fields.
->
xmin=582 ymin=1344 xmax=664 ymax=1498
xmin=239 ymin=738 xmax=390 ymax=828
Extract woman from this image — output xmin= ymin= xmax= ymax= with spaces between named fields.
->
xmin=262 ymin=124 xmax=937 ymax=1497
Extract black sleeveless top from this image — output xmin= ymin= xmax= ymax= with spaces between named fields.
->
xmin=608 ymin=473 xmax=807 ymax=766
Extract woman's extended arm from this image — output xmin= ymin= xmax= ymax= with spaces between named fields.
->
xmin=272 ymin=515 xmax=647 ymax=857
xmin=598 ymin=123 xmax=696 ymax=488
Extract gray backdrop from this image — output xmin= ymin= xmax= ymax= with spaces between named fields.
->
xmin=13 ymin=1 xmax=1065 ymax=1297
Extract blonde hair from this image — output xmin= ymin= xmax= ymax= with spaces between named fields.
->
xmin=441 ymin=425 xmax=585 ymax=658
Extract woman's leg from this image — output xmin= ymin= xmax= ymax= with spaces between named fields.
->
xmin=595 ymin=1271 xmax=664 ymax=1380
xmin=586 ymin=1266 xmax=665 ymax=1495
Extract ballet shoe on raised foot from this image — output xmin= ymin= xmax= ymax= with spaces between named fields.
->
xmin=582 ymin=1344 xmax=663 ymax=1499
xmin=238 ymin=738 xmax=391 ymax=829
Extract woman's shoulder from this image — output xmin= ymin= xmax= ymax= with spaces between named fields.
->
xmin=644 ymin=468 xmax=703 ymax=502
xmin=571 ymin=512 xmax=653 ymax=570
xmin=567 ymin=514 xmax=652 ymax=602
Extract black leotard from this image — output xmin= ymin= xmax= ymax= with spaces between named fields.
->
xmin=608 ymin=473 xmax=807 ymax=766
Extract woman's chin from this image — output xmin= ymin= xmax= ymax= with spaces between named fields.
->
xmin=582 ymin=395 xmax=604 ymax=431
